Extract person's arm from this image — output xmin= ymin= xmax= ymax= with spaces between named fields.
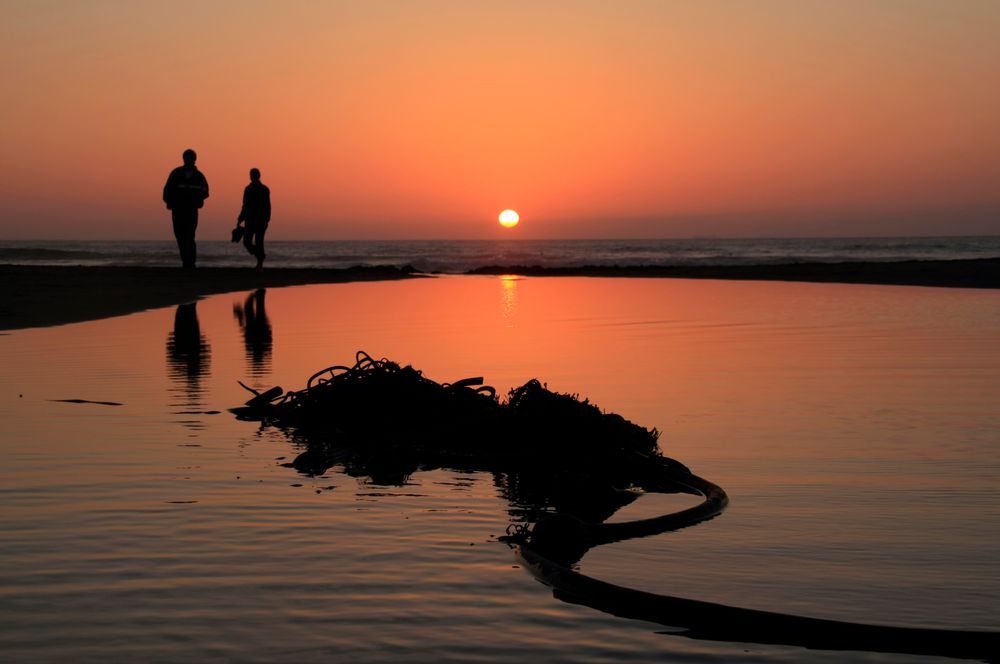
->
xmin=263 ymin=186 xmax=271 ymax=223
xmin=190 ymin=172 xmax=209 ymax=209
xmin=238 ymin=185 xmax=249 ymax=223
xmin=163 ymin=170 xmax=175 ymax=209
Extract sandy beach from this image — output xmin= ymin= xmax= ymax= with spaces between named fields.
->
xmin=2 ymin=258 xmax=998 ymax=331
xmin=0 ymin=264 xmax=418 ymax=331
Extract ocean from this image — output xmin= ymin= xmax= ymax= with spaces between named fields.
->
xmin=1 ymin=236 xmax=999 ymax=271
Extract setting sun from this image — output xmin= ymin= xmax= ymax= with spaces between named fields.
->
xmin=498 ymin=209 xmax=520 ymax=228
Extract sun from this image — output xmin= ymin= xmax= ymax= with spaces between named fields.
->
xmin=498 ymin=209 xmax=520 ymax=228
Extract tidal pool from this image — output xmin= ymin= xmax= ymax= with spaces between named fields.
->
xmin=1 ymin=276 xmax=998 ymax=663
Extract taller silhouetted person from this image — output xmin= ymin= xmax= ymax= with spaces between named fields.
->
xmin=237 ymin=168 xmax=271 ymax=271
xmin=163 ymin=149 xmax=209 ymax=268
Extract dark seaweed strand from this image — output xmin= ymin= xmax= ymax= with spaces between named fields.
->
xmin=516 ymin=465 xmax=999 ymax=661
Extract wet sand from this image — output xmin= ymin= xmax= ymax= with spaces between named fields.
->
xmin=0 ymin=265 xmax=418 ymax=331
xmin=2 ymin=258 xmax=998 ymax=331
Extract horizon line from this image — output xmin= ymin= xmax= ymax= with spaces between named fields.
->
xmin=2 ymin=233 xmax=1000 ymax=243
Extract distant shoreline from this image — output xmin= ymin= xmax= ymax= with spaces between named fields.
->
xmin=1 ymin=258 xmax=998 ymax=331
xmin=465 ymin=257 xmax=1000 ymax=288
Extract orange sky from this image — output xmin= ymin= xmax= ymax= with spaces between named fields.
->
xmin=1 ymin=1 xmax=998 ymax=240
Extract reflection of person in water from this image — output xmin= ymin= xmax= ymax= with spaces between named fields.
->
xmin=166 ymin=302 xmax=211 ymax=394
xmin=162 ymin=149 xmax=210 ymax=269
xmin=236 ymin=168 xmax=271 ymax=271
xmin=233 ymin=289 xmax=272 ymax=375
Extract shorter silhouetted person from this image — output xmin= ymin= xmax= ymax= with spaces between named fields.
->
xmin=237 ymin=168 xmax=271 ymax=270
xmin=163 ymin=149 xmax=209 ymax=268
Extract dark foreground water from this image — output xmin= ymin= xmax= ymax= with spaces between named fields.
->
xmin=1 ymin=276 xmax=998 ymax=663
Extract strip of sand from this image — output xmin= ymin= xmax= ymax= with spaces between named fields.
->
xmin=0 ymin=265 xmax=418 ymax=331
xmin=2 ymin=258 xmax=998 ymax=331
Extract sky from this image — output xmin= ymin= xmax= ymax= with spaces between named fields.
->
xmin=1 ymin=0 xmax=998 ymax=240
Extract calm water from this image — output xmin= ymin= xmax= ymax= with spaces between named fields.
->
xmin=1 ymin=277 xmax=999 ymax=663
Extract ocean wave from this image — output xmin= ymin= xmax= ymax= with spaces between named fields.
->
xmin=2 ymin=237 xmax=999 ymax=271
xmin=0 ymin=247 xmax=107 ymax=260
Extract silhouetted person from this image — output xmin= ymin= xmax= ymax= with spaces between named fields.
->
xmin=233 ymin=288 xmax=272 ymax=375
xmin=237 ymin=168 xmax=271 ymax=270
xmin=163 ymin=149 xmax=209 ymax=268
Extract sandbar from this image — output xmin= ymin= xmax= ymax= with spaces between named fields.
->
xmin=0 ymin=265 xmax=418 ymax=331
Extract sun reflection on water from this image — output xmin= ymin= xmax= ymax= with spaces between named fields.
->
xmin=499 ymin=275 xmax=519 ymax=323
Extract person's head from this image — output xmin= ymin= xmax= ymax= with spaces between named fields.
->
xmin=182 ymin=149 xmax=197 ymax=167
xmin=249 ymin=168 xmax=261 ymax=182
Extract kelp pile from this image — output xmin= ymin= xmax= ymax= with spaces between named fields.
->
xmin=232 ymin=351 xmax=998 ymax=661
xmin=234 ymin=351 xmax=677 ymax=488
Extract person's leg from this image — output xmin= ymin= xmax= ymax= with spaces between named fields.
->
xmin=242 ymin=222 xmax=266 ymax=269
xmin=256 ymin=224 xmax=267 ymax=268
xmin=171 ymin=210 xmax=196 ymax=267
xmin=242 ymin=223 xmax=263 ymax=268
xmin=187 ymin=212 xmax=198 ymax=267
xmin=243 ymin=223 xmax=256 ymax=256
xmin=251 ymin=228 xmax=264 ymax=270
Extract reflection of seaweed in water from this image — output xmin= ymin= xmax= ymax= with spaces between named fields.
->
xmin=232 ymin=352 xmax=1000 ymax=661
xmin=166 ymin=302 xmax=211 ymax=427
xmin=233 ymin=289 xmax=272 ymax=377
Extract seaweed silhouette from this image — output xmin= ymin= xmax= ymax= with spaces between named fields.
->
xmin=234 ymin=351 xmax=999 ymax=661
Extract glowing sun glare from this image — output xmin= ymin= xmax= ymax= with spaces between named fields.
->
xmin=498 ymin=209 xmax=520 ymax=228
